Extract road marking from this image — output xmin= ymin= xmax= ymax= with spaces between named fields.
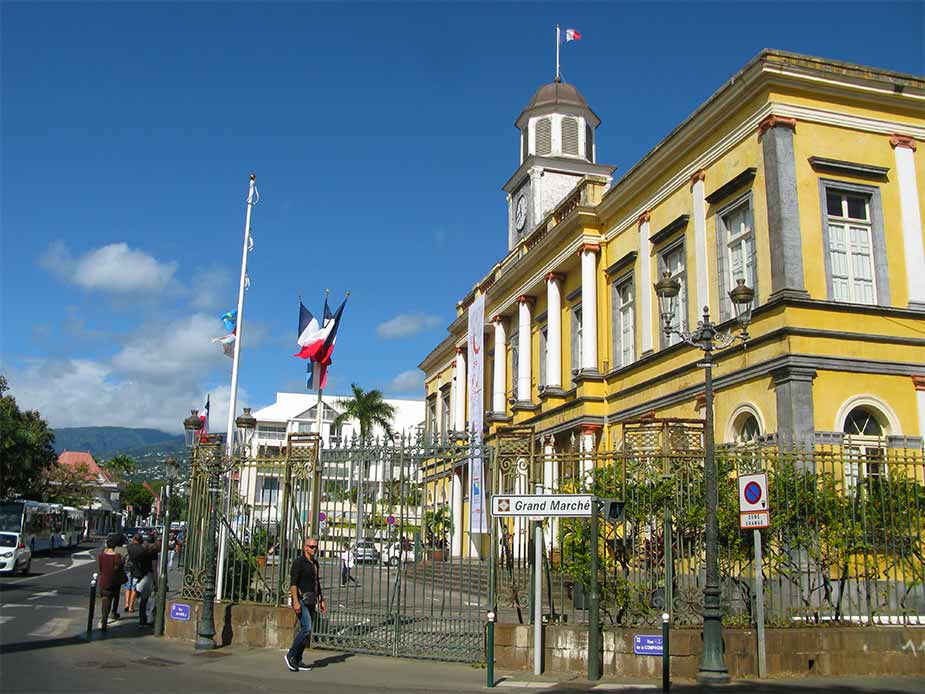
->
xmin=28 ymin=589 xmax=59 ymax=601
xmin=592 ymin=686 xmax=657 ymax=691
xmin=499 ymin=684 xmax=554 ymax=689
xmin=28 ymin=617 xmax=72 ymax=637
xmin=1 ymin=603 xmax=85 ymax=612
xmin=5 ymin=557 xmax=95 ymax=586
xmin=47 ymin=562 xmax=67 ymax=568
xmin=0 ymin=616 xmax=12 ymax=625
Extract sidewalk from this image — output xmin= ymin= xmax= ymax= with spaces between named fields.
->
xmin=75 ymin=630 xmax=925 ymax=694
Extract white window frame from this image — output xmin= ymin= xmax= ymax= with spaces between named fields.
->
xmin=717 ymin=195 xmax=757 ymax=321
xmin=658 ymin=241 xmax=687 ymax=347
xmin=612 ymin=274 xmax=635 ymax=369
xmin=826 ymin=190 xmax=876 ymax=305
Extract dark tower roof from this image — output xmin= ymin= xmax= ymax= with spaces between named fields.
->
xmin=515 ymin=81 xmax=600 ymax=128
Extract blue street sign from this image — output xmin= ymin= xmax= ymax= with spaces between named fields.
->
xmin=633 ymin=634 xmax=664 ymax=656
xmin=170 ymin=603 xmax=191 ymax=621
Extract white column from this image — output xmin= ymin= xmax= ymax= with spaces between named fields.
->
xmin=580 ymin=425 xmax=598 ymax=479
xmin=580 ymin=245 xmax=599 ymax=372
xmin=543 ymin=435 xmax=556 ymax=552
xmin=492 ymin=317 xmax=507 ymax=412
xmin=891 ymin=136 xmax=925 ymax=309
xmin=451 ymin=470 xmax=463 ymax=557
xmin=691 ymin=170 xmax=711 ymax=314
xmin=454 ymin=347 xmax=467 ymax=431
xmin=545 ymin=273 xmax=563 ymax=389
xmin=517 ymin=296 xmax=533 ymax=401
xmin=512 ymin=467 xmax=525 ymax=559
xmin=638 ymin=212 xmax=653 ymax=354
xmin=912 ymin=376 xmax=925 ymax=447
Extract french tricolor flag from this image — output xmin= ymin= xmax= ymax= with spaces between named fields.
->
xmin=294 ymin=302 xmax=327 ymax=360
xmin=563 ymin=28 xmax=581 ymax=43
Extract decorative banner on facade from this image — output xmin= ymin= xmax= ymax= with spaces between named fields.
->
xmin=467 ymin=293 xmax=487 ymax=534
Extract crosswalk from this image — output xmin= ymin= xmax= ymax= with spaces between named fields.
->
xmin=1 ymin=603 xmax=89 ymax=639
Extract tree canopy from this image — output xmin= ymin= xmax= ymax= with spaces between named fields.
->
xmin=333 ymin=384 xmax=396 ymax=439
xmin=0 ymin=376 xmax=58 ymax=501
xmin=103 ymin=453 xmax=137 ymax=480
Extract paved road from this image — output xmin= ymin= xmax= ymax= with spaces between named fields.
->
xmin=2 ymin=544 xmax=923 ymax=693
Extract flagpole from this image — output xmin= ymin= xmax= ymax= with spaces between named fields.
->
xmin=556 ymin=24 xmax=560 ymax=82
xmin=216 ymin=172 xmax=257 ymax=602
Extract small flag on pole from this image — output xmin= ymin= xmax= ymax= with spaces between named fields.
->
xmin=200 ymin=395 xmax=210 ymax=437
xmin=212 ymin=309 xmax=237 ymax=358
xmin=562 ymin=28 xmax=581 ymax=43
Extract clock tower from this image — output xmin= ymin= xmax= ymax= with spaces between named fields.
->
xmin=504 ymin=80 xmax=616 ymax=250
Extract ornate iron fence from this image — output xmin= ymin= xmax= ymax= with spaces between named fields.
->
xmin=182 ymin=424 xmax=925 ymax=663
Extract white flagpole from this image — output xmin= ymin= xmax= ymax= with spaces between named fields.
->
xmin=216 ymin=172 xmax=257 ymax=602
xmin=556 ymin=24 xmax=560 ymax=82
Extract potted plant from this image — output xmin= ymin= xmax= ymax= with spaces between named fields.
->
xmin=423 ymin=507 xmax=453 ymax=561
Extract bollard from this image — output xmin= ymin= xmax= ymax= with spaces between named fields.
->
xmin=661 ymin=612 xmax=670 ymax=693
xmin=86 ymin=572 xmax=98 ymax=637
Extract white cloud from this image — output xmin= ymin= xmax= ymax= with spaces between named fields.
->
xmin=376 ymin=313 xmax=442 ymax=340
xmin=112 ymin=313 xmax=225 ymax=377
xmin=5 ymin=358 xmax=248 ymax=434
xmin=387 ymin=369 xmax=424 ymax=394
xmin=190 ymin=265 xmax=233 ymax=312
xmin=40 ymin=241 xmax=178 ymax=294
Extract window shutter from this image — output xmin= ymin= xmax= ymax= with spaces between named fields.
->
xmin=610 ymin=283 xmax=620 ymax=370
xmin=849 ymin=225 xmax=875 ymax=304
xmin=585 ymin=123 xmax=593 ymax=161
xmin=539 ymin=328 xmax=547 ymax=387
xmin=828 ymin=223 xmax=850 ymax=301
xmin=562 ymin=117 xmax=579 ymax=156
xmin=715 ymin=214 xmax=729 ymax=322
xmin=570 ymin=307 xmax=580 ymax=384
xmin=510 ymin=333 xmax=519 ymax=396
xmin=621 ymin=284 xmax=634 ymax=367
xmin=536 ymin=118 xmax=552 ymax=156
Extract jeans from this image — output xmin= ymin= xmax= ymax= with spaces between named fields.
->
xmin=287 ymin=603 xmax=315 ymax=664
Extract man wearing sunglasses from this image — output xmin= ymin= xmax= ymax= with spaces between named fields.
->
xmin=285 ymin=536 xmax=327 ymax=672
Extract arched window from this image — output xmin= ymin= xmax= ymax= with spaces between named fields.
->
xmin=561 ymin=117 xmax=579 ymax=156
xmin=842 ymin=406 xmax=887 ymax=494
xmin=535 ymin=118 xmax=552 ymax=156
xmin=734 ymin=412 xmax=762 ymax=445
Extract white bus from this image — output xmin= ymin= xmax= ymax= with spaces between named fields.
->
xmin=0 ymin=501 xmax=85 ymax=552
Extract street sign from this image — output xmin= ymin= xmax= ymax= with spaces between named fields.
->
xmin=490 ymin=494 xmax=593 ymax=518
xmin=318 ymin=512 xmax=326 ymax=522
xmin=738 ymin=472 xmax=770 ymax=529
xmin=633 ymin=634 xmax=664 ymax=656
xmin=387 ymin=515 xmax=396 ymax=526
xmin=170 ymin=603 xmax=191 ymax=621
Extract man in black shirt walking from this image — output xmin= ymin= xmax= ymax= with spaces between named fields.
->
xmin=285 ymin=536 xmax=327 ymax=672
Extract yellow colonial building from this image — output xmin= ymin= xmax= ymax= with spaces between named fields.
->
xmin=420 ymin=50 xmax=925 ymax=556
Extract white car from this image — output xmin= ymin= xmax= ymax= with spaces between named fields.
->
xmin=0 ymin=532 xmax=32 ymax=574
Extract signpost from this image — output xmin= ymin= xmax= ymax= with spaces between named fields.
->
xmin=489 ymin=493 xmax=604 ymax=681
xmin=737 ymin=472 xmax=769 ymax=678
xmin=490 ymin=494 xmax=593 ymax=518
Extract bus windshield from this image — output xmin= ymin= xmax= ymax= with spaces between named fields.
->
xmin=0 ymin=502 xmax=24 ymax=532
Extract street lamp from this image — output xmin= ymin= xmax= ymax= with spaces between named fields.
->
xmin=235 ymin=407 xmax=256 ymax=450
xmin=154 ymin=456 xmax=180 ymax=636
xmin=654 ymin=272 xmax=754 ymax=684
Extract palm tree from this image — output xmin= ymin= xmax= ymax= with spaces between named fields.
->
xmin=333 ymin=384 xmax=396 ymax=544
xmin=333 ymin=384 xmax=396 ymax=440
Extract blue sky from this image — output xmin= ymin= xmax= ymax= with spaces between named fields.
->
xmin=2 ymin=2 xmax=922 ymax=433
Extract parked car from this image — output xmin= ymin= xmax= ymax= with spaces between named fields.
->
xmin=380 ymin=542 xmax=412 ymax=567
xmin=353 ymin=540 xmax=380 ymax=564
xmin=0 ymin=532 xmax=32 ymax=574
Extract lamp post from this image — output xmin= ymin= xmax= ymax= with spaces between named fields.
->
xmin=184 ymin=408 xmax=255 ymax=650
xmin=654 ymin=274 xmax=754 ymax=684
xmin=155 ymin=456 xmax=180 ymax=636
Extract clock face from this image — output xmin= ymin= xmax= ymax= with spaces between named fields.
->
xmin=515 ymin=195 xmax=527 ymax=231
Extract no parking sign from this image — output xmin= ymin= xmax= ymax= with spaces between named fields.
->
xmin=737 ymin=472 xmax=769 ymax=529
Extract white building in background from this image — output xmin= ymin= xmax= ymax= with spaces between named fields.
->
xmin=250 ymin=392 xmax=424 ymax=452
xmin=241 ymin=393 xmax=425 ymax=536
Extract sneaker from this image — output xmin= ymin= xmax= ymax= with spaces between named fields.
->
xmin=284 ymin=654 xmax=298 ymax=672
xmin=110 ymin=612 xmax=121 ymax=621
xmin=296 ymin=661 xmax=312 ymax=671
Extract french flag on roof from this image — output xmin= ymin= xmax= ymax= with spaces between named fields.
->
xmin=563 ymin=28 xmax=581 ymax=42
